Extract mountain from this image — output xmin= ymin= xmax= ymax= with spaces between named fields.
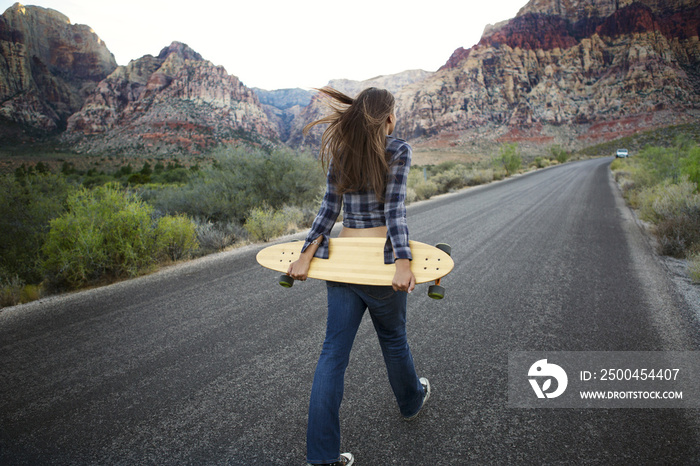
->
xmin=0 ymin=3 xmax=117 ymax=139
xmin=395 ymin=0 xmax=700 ymax=154
xmin=65 ymin=42 xmax=277 ymax=156
xmin=3 ymin=1 xmax=697 ymax=158
xmin=1 ymin=4 xmax=277 ymax=155
xmin=286 ymin=70 xmax=433 ymax=148
xmin=254 ymin=88 xmax=314 ymax=109
xmin=253 ymin=88 xmax=314 ymax=142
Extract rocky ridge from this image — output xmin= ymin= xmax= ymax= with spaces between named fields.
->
xmin=2 ymin=1 xmax=698 ymax=157
xmin=1 ymin=4 xmax=278 ymax=155
xmin=0 ymin=3 xmax=116 ymax=136
xmin=397 ymin=0 xmax=700 ymax=153
xmin=65 ymin=42 xmax=277 ymax=155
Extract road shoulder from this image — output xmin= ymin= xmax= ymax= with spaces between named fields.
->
xmin=608 ymin=167 xmax=700 ymax=347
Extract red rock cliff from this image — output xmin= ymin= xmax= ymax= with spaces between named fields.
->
xmin=65 ymin=42 xmax=278 ymax=155
xmin=0 ymin=3 xmax=116 ymax=134
xmin=398 ymin=0 xmax=700 ymax=151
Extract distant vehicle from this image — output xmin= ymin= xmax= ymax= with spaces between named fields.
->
xmin=616 ymin=148 xmax=629 ymax=158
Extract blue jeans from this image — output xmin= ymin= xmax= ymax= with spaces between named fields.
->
xmin=306 ymin=282 xmax=425 ymax=464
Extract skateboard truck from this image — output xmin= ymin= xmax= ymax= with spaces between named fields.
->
xmin=427 ymin=243 xmax=451 ymax=299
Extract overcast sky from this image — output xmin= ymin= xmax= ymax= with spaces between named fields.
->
xmin=1 ymin=0 xmax=529 ymax=90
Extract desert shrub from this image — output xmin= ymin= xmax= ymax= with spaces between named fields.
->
xmin=680 ymin=145 xmax=700 ymax=191
xmin=407 ymin=167 xmax=426 ymax=185
xmin=431 ymin=165 xmax=470 ymax=192
xmin=150 ymin=145 xmax=324 ymax=223
xmin=194 ymin=219 xmax=243 ymax=253
xmin=0 ymin=275 xmax=41 ymax=308
xmin=612 ymin=140 xmax=700 ymax=262
xmin=405 ymin=163 xmax=497 ymax=202
xmin=20 ymin=284 xmax=42 ymax=303
xmin=550 ymin=145 xmax=569 ymax=164
xmin=244 ymin=206 xmax=288 ymax=242
xmin=466 ymin=168 xmax=494 ymax=186
xmin=280 ymin=205 xmax=306 ymax=233
xmin=638 ymin=144 xmax=687 ymax=185
xmin=405 ymin=187 xmax=417 ymax=205
xmin=655 ymin=213 xmax=700 ymax=257
xmin=533 ymin=157 xmax=550 ymax=169
xmin=688 ymin=252 xmax=700 ymax=284
xmin=0 ymin=173 xmax=77 ymax=284
xmin=637 ymin=181 xmax=700 ymax=258
xmin=0 ymin=275 xmax=23 ymax=308
xmin=492 ymin=169 xmax=506 ymax=181
xmin=610 ymin=158 xmax=625 ymax=171
xmin=413 ymin=180 xmax=438 ymax=201
xmin=638 ymin=180 xmax=700 ymax=224
xmin=243 ymin=206 xmax=284 ymax=242
xmin=495 ymin=143 xmax=522 ymax=176
xmin=610 ymin=157 xmax=659 ymax=207
xmin=156 ymin=215 xmax=199 ymax=261
xmin=42 ymin=183 xmax=160 ymax=288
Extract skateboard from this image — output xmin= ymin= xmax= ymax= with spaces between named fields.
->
xmin=256 ymin=237 xmax=454 ymax=299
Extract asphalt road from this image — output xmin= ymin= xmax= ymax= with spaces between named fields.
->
xmin=2 ymin=157 xmax=700 ymax=465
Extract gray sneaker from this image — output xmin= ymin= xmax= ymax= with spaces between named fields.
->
xmin=307 ymin=452 xmax=354 ymax=466
xmin=404 ymin=377 xmax=430 ymax=421
xmin=336 ymin=453 xmax=354 ymax=466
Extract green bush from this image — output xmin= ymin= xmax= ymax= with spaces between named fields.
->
xmin=495 ymin=143 xmax=522 ymax=176
xmin=0 ymin=173 xmax=77 ymax=284
xmin=611 ymin=141 xmax=700 ymax=261
xmin=413 ymin=180 xmax=438 ymax=201
xmin=194 ymin=219 xmax=243 ymax=253
xmin=406 ymin=164 xmax=497 ymax=202
xmin=405 ymin=187 xmax=417 ymax=205
xmin=465 ymin=168 xmax=494 ymax=186
xmin=689 ymin=252 xmax=700 ymax=284
xmin=637 ymin=181 xmax=700 ymax=258
xmin=533 ymin=157 xmax=549 ymax=169
xmin=638 ymin=142 xmax=690 ymax=185
xmin=550 ymin=145 xmax=569 ymax=164
xmin=0 ymin=275 xmax=23 ymax=308
xmin=638 ymin=181 xmax=700 ymax=224
xmin=156 ymin=215 xmax=199 ymax=261
xmin=42 ymin=183 xmax=160 ymax=288
xmin=0 ymin=275 xmax=41 ymax=308
xmin=611 ymin=156 xmax=667 ymax=207
xmin=280 ymin=205 xmax=306 ymax=232
xmin=680 ymin=145 xmax=700 ymax=191
xmin=244 ymin=206 xmax=287 ymax=242
xmin=150 ymin=145 xmax=324 ymax=223
xmin=431 ymin=165 xmax=469 ymax=192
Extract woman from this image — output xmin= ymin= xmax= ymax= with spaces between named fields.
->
xmin=288 ymin=87 xmax=430 ymax=466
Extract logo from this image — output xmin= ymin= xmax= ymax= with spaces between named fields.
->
xmin=528 ymin=359 xmax=568 ymax=399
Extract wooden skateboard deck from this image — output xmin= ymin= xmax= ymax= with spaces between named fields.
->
xmin=256 ymin=237 xmax=453 ymax=290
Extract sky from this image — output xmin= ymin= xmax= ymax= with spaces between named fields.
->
xmin=1 ymin=0 xmax=529 ymax=90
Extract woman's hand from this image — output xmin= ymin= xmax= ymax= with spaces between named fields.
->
xmin=393 ymin=259 xmax=416 ymax=293
xmin=287 ymin=236 xmax=322 ymax=281
xmin=287 ymin=256 xmax=312 ymax=281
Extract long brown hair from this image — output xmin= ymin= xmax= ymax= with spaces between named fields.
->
xmin=304 ymin=87 xmax=395 ymax=201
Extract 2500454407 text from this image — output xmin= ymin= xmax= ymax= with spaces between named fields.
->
xmin=580 ymin=369 xmax=680 ymax=381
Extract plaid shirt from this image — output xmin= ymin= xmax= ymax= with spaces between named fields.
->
xmin=302 ymin=136 xmax=412 ymax=264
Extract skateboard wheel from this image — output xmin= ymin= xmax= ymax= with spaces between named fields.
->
xmin=435 ymin=243 xmax=451 ymax=256
xmin=428 ymin=284 xmax=445 ymax=300
xmin=279 ymin=275 xmax=294 ymax=288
